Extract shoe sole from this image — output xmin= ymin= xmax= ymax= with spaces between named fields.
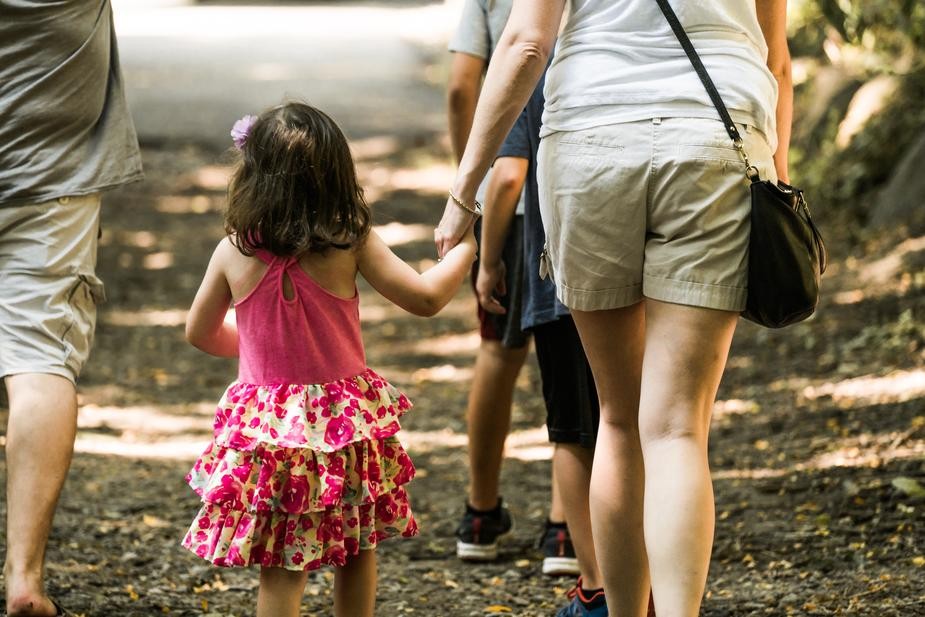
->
xmin=456 ymin=525 xmax=514 ymax=561
xmin=542 ymin=556 xmax=580 ymax=576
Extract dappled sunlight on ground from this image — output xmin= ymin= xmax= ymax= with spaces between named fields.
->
xmin=801 ymin=369 xmax=925 ymax=407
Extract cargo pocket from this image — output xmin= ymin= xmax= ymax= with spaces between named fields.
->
xmin=61 ymin=273 xmax=106 ymax=377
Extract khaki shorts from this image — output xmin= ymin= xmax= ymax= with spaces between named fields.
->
xmin=537 ymin=117 xmax=778 ymax=312
xmin=0 ymin=194 xmax=105 ymax=384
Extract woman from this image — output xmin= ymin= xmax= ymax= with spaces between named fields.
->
xmin=435 ymin=1 xmax=791 ymax=615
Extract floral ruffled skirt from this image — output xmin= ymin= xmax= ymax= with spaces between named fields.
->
xmin=182 ymin=368 xmax=418 ymax=571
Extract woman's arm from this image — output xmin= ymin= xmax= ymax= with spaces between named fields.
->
xmin=477 ymin=156 xmax=528 ymax=314
xmin=186 ymin=238 xmax=239 ymax=357
xmin=756 ymin=0 xmax=792 ymax=184
xmin=358 ymin=228 xmax=477 ymax=317
xmin=436 ymin=0 xmax=567 ymax=256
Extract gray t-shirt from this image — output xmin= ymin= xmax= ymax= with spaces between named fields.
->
xmin=448 ymin=0 xmax=525 ymax=215
xmin=0 ymin=0 xmax=143 ymax=207
xmin=448 ymin=0 xmax=512 ymax=61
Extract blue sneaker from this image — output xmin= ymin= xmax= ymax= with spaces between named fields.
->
xmin=555 ymin=582 xmax=608 ymax=617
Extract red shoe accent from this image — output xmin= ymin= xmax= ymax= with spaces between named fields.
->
xmin=557 ymin=529 xmax=567 ymax=557
xmin=472 ymin=516 xmax=481 ymax=544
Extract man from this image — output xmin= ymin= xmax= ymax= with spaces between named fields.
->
xmin=0 ymin=1 xmax=143 ymax=615
xmin=447 ymin=0 xmax=578 ymax=575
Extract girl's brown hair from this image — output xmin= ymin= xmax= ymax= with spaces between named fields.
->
xmin=225 ymin=103 xmax=371 ymax=256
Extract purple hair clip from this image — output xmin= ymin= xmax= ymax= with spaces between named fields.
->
xmin=230 ymin=114 xmax=258 ymax=150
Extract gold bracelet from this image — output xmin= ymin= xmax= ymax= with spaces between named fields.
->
xmin=448 ymin=190 xmax=483 ymax=217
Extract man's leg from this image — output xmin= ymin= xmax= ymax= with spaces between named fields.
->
xmin=4 ymin=373 xmax=78 ymax=617
xmin=465 ymin=339 xmax=529 ymax=510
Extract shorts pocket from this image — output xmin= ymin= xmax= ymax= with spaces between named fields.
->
xmin=61 ymin=273 xmax=105 ymax=374
xmin=676 ymin=144 xmax=744 ymax=164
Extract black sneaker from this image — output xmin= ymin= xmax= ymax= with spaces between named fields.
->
xmin=455 ymin=500 xmax=514 ymax=561
xmin=539 ymin=520 xmax=580 ymax=576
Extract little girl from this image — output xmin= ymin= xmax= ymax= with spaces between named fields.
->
xmin=181 ymin=102 xmax=477 ymax=617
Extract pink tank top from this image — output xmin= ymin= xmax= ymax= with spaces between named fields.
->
xmin=235 ymin=250 xmax=366 ymax=385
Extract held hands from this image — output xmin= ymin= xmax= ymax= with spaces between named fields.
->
xmin=476 ymin=258 xmax=507 ymax=315
xmin=435 ymin=193 xmax=479 ymax=258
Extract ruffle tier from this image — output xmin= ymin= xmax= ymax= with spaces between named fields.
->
xmin=211 ymin=368 xmax=412 ymax=453
xmin=183 ymin=368 xmax=418 ymax=571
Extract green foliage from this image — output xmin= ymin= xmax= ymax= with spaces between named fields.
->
xmin=793 ymin=69 xmax=925 ymax=226
xmin=816 ymin=0 xmax=925 ymax=51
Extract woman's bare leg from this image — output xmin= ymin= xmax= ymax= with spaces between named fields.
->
xmin=570 ymin=303 xmax=648 ymax=617
xmin=639 ymin=299 xmax=738 ymax=616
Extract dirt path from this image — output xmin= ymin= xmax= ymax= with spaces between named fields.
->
xmin=1 ymin=140 xmax=923 ymax=616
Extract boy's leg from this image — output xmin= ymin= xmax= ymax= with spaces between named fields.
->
xmin=552 ymin=444 xmax=600 ymax=586
xmin=257 ymin=567 xmax=310 ymax=617
xmin=333 ymin=549 xmax=377 ymax=617
xmin=4 ymin=375 xmax=78 ymax=617
xmin=534 ymin=316 xmax=602 ymax=583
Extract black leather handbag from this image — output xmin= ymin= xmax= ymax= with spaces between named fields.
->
xmin=655 ymin=0 xmax=827 ymax=328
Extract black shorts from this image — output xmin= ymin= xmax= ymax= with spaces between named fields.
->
xmin=533 ymin=315 xmax=599 ymax=448
xmin=471 ymin=216 xmax=530 ymax=349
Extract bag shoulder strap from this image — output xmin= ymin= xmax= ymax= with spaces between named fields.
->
xmin=653 ymin=0 xmax=759 ymax=179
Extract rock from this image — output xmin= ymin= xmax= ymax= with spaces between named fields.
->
xmin=871 ymin=129 xmax=925 ymax=229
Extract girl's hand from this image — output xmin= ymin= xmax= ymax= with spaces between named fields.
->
xmin=476 ymin=258 xmax=507 ymax=315
xmin=435 ymin=194 xmax=478 ymax=258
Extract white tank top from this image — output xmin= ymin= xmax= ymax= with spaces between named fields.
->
xmin=542 ymin=0 xmax=779 ymax=150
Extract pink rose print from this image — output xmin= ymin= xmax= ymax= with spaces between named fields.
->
xmin=320 ymin=475 xmax=344 ymax=506
xmin=225 ymin=546 xmax=245 ymax=566
xmin=402 ymin=517 xmax=419 ymax=537
xmin=325 ymin=382 xmax=345 ymax=402
xmin=345 ymin=537 xmax=359 ymax=554
xmin=228 ymin=430 xmax=257 ymax=452
xmin=397 ymin=395 xmax=411 ymax=410
xmin=326 ymin=453 xmax=346 ymax=477
xmin=280 ymin=475 xmax=310 ymax=513
xmin=291 ymin=551 xmax=304 ymax=566
xmin=367 ymin=458 xmax=382 ymax=484
xmin=377 ymin=494 xmax=398 ymax=524
xmin=370 ymin=421 xmax=400 ymax=440
xmin=345 ymin=378 xmax=362 ymax=395
xmin=324 ymin=416 xmax=356 ymax=449
xmin=234 ymin=515 xmax=253 ymax=540
xmin=317 ymin=514 xmax=344 ymax=543
xmin=323 ymin=545 xmax=348 ymax=566
xmin=231 ymin=463 xmax=251 ymax=483
xmin=205 ymin=475 xmax=243 ymax=507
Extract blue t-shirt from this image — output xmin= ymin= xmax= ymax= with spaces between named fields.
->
xmin=496 ymin=68 xmax=568 ymax=330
